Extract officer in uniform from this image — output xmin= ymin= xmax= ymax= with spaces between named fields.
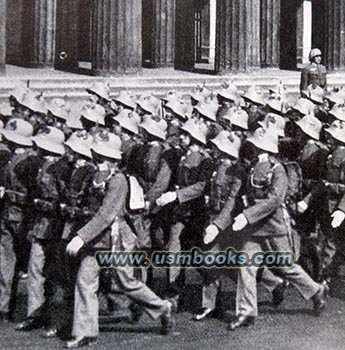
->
xmin=300 ymin=48 xmax=327 ymax=95
xmin=65 ymin=131 xmax=175 ymax=348
xmin=0 ymin=119 xmax=37 ymax=321
xmin=227 ymin=127 xmax=327 ymax=331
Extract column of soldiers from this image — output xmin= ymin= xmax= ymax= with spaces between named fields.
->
xmin=0 ymin=49 xmax=344 ymax=347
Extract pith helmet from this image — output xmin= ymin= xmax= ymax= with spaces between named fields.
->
xmin=113 ymin=91 xmax=137 ymax=110
xmin=81 ymin=103 xmax=106 ymax=126
xmin=86 ymin=82 xmax=111 ymax=101
xmin=48 ymin=98 xmax=69 ymax=120
xmin=325 ymin=120 xmax=345 ymax=144
xmin=1 ymin=118 xmax=33 ymax=146
xmin=329 ymin=103 xmax=345 ymax=121
xmin=65 ymin=130 xmax=93 ymax=159
xmin=258 ymin=113 xmax=286 ymax=137
xmin=139 ymin=117 xmax=167 ymax=140
xmin=115 ymin=110 xmax=140 ymax=135
xmin=302 ymin=85 xmax=324 ymax=104
xmin=180 ymin=118 xmax=207 ymax=145
xmin=164 ymin=99 xmax=188 ymax=121
xmin=242 ymin=86 xmax=265 ymax=106
xmin=223 ymin=107 xmax=249 ymax=130
xmin=194 ymin=99 xmax=219 ymax=122
xmin=92 ymin=130 xmax=122 ymax=160
xmin=32 ymin=126 xmax=65 ymax=155
xmin=295 ymin=112 xmax=323 ymax=140
xmin=292 ymin=98 xmax=315 ymax=116
xmin=247 ymin=127 xmax=279 ymax=154
xmin=211 ymin=130 xmax=241 ymax=158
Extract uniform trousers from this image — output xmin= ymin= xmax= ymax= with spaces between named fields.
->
xmin=236 ymin=234 xmax=320 ymax=318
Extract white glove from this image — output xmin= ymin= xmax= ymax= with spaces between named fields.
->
xmin=66 ymin=236 xmax=85 ymax=256
xmin=204 ymin=225 xmax=219 ymax=244
xmin=156 ymin=192 xmax=177 ymax=207
xmin=331 ymin=210 xmax=345 ymax=228
xmin=297 ymin=201 xmax=308 ymax=214
xmin=0 ymin=187 xmax=5 ymax=199
xmin=232 ymin=214 xmax=248 ymax=232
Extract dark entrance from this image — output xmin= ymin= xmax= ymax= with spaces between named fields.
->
xmin=175 ymin=0 xmax=218 ymax=73
xmin=55 ymin=0 xmax=93 ymax=73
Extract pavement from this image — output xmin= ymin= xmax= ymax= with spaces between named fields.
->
xmin=1 ymin=269 xmax=345 ymax=350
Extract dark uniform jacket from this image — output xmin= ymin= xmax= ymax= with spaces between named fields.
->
xmin=300 ymin=62 xmax=327 ymax=93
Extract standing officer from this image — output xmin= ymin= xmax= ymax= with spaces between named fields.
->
xmin=228 ymin=127 xmax=327 ymax=331
xmin=65 ymin=131 xmax=175 ymax=348
xmin=300 ymin=48 xmax=327 ymax=95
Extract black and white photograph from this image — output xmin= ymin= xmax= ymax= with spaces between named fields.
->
xmin=0 ymin=1 xmax=345 ymax=349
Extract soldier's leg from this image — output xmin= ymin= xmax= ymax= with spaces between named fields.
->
xmin=267 ymin=236 xmax=320 ymax=300
xmin=27 ymin=238 xmax=46 ymax=316
xmin=236 ymin=239 xmax=261 ymax=318
xmin=260 ymin=267 xmax=283 ymax=292
xmin=0 ymin=225 xmax=17 ymax=314
xmin=112 ymin=265 xmax=170 ymax=320
xmin=166 ymin=221 xmax=184 ymax=285
xmin=72 ymin=254 xmax=100 ymax=339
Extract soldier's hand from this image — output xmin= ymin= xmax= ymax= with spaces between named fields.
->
xmin=297 ymin=201 xmax=308 ymax=214
xmin=331 ymin=210 xmax=345 ymax=228
xmin=156 ymin=192 xmax=177 ymax=207
xmin=66 ymin=236 xmax=85 ymax=256
xmin=232 ymin=214 xmax=248 ymax=231
xmin=0 ymin=187 xmax=5 ymax=199
xmin=204 ymin=225 xmax=219 ymax=244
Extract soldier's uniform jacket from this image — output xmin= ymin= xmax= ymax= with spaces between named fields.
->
xmin=0 ymin=144 xmax=11 ymax=188
xmin=210 ymin=160 xmax=246 ymax=231
xmin=1 ymin=149 xmax=39 ymax=224
xmin=76 ymin=168 xmax=137 ymax=251
xmin=172 ymin=148 xmax=212 ymax=220
xmin=321 ymin=145 xmax=345 ymax=214
xmin=127 ymin=141 xmax=180 ymax=206
xmin=300 ymin=63 xmax=327 ymax=93
xmin=241 ymin=156 xmax=290 ymax=237
xmin=30 ymin=156 xmax=65 ymax=241
xmin=61 ymin=159 xmax=97 ymax=241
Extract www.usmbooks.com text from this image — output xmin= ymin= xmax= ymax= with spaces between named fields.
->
xmin=95 ymin=248 xmax=294 ymax=268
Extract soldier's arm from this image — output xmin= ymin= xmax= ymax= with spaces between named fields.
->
xmin=77 ymin=173 xmax=128 ymax=244
xmin=243 ymin=164 xmax=288 ymax=224
xmin=213 ymin=177 xmax=243 ymax=231
xmin=300 ymin=68 xmax=309 ymax=94
xmin=145 ymin=158 xmax=172 ymax=205
xmin=338 ymin=193 xmax=345 ymax=213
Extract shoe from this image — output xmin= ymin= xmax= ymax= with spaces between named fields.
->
xmin=127 ymin=304 xmax=144 ymax=325
xmin=272 ymin=280 xmax=289 ymax=307
xmin=193 ymin=308 xmax=215 ymax=321
xmin=160 ymin=301 xmax=175 ymax=335
xmin=312 ymin=284 xmax=328 ymax=316
xmin=14 ymin=318 xmax=41 ymax=331
xmin=64 ymin=337 xmax=97 ymax=348
xmin=41 ymin=327 xmax=58 ymax=338
xmin=227 ymin=315 xmax=255 ymax=331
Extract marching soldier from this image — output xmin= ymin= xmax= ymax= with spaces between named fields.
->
xmin=195 ymin=131 xmax=287 ymax=321
xmin=65 ymin=131 xmax=176 ymax=348
xmin=0 ymin=119 xmax=38 ymax=321
xmin=227 ymin=127 xmax=327 ymax=331
xmin=15 ymin=126 xmax=66 ymax=332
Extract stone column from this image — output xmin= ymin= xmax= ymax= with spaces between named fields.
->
xmin=260 ymin=0 xmax=280 ymax=67
xmin=0 ymin=0 xmax=6 ymax=73
xmin=22 ymin=0 xmax=56 ymax=68
xmin=217 ymin=0 xmax=261 ymax=72
xmin=92 ymin=0 xmax=142 ymax=76
xmin=323 ymin=0 xmax=345 ymax=70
